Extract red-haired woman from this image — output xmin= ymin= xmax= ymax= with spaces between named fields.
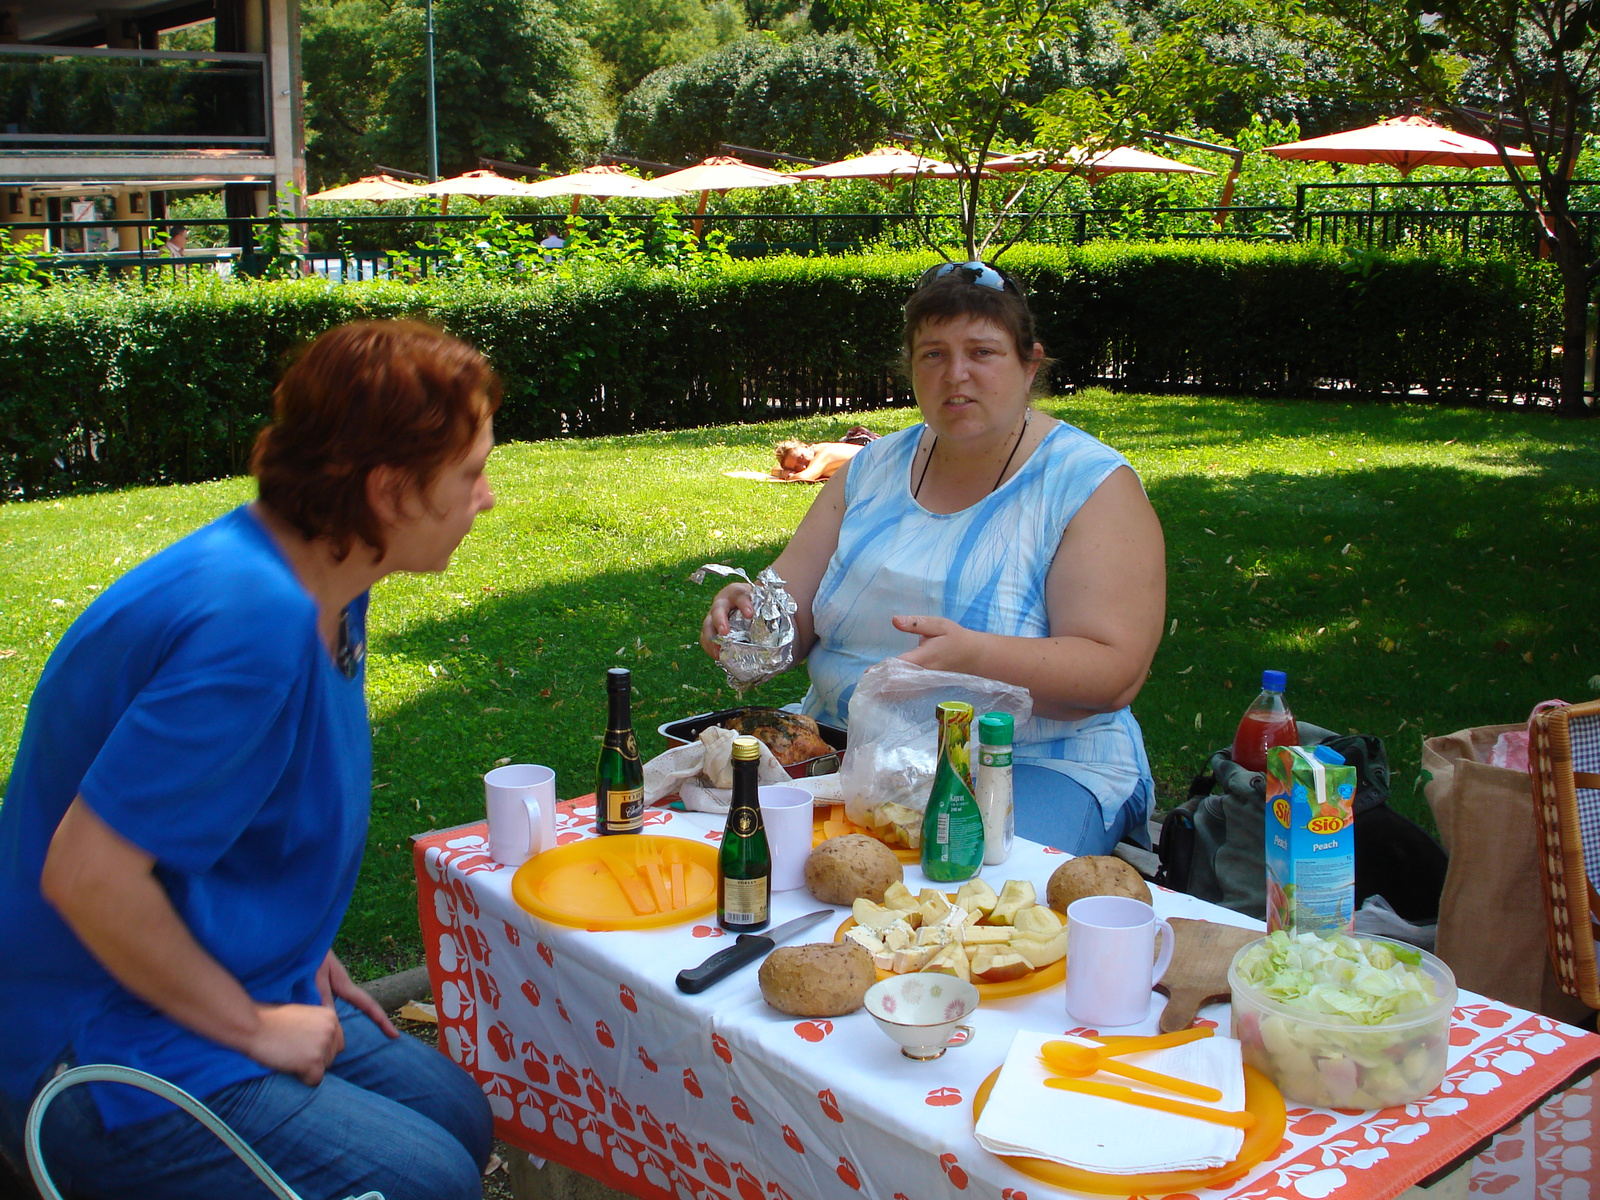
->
xmin=0 ymin=322 xmax=498 ymax=1200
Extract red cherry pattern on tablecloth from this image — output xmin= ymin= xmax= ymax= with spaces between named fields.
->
xmin=486 ymin=1021 xmax=514 ymax=1062
xmin=619 ymin=984 xmax=637 ymax=1012
xmin=1450 ymin=1026 xmax=1479 ymax=1046
xmin=476 ymin=968 xmax=502 ymax=1009
xmin=638 ymin=1047 xmax=658 ymax=1072
xmin=1064 ymin=1026 xmax=1099 ymax=1038
xmin=1192 ymin=1017 xmax=1218 ymax=1029
xmin=712 ymin=1033 xmax=732 ymax=1063
xmin=692 ymin=925 xmax=724 ymax=938
xmin=537 ymin=941 xmax=555 ymax=967
xmin=556 ymin=831 xmax=585 ymax=845
xmin=501 ymin=920 xmax=520 ymax=946
xmin=581 ymin=1068 xmax=605 ymax=1111
xmin=836 ymin=1157 xmax=861 ymax=1190
xmin=767 ymin=1183 xmax=797 ymax=1200
xmin=730 ymin=1162 xmax=763 ymax=1200
xmin=1001 ymin=1190 xmax=1028 ymax=1200
xmin=794 ymin=1020 xmax=833 ymax=1042
xmin=521 ymin=979 xmax=541 ymax=1008
xmin=1289 ymin=1112 xmax=1338 ymax=1136
xmin=595 ymin=1020 xmax=615 ymax=1049
xmin=666 ymin=1123 xmax=696 ymax=1167
xmin=731 ymin=1094 xmax=754 ymax=1123
xmin=782 ymin=1125 xmax=804 ymax=1153
xmin=464 ymin=925 xmax=491 ymax=964
xmin=608 ymin=1088 xmax=634 ymax=1130
xmin=556 ymin=999 xmax=571 ymax=1023
xmin=1041 ymin=845 xmax=1065 ymax=855
xmin=554 ymin=1060 xmax=581 ymax=1097
xmin=683 ymin=1068 xmax=703 ymax=1098
xmin=450 ymin=876 xmax=481 ymax=920
xmin=1469 ymin=1006 xmax=1513 ymax=1028
xmin=698 ymin=1145 xmax=732 ymax=1187
xmin=818 ymin=1089 xmax=843 ymax=1122
xmin=939 ymin=1153 xmax=968 ymax=1189
xmin=925 ymin=1087 xmax=962 ymax=1106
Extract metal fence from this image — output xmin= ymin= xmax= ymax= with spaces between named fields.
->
xmin=4 ymin=178 xmax=1597 ymax=277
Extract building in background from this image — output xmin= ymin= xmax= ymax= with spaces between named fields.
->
xmin=1 ymin=0 xmax=304 ymax=251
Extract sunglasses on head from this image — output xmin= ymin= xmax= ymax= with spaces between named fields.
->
xmin=914 ymin=259 xmax=1026 ymax=297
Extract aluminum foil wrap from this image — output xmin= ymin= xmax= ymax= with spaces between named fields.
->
xmin=690 ymin=563 xmax=797 ymax=693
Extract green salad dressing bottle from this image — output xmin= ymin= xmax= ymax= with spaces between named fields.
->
xmin=920 ymin=701 xmax=985 ymax=882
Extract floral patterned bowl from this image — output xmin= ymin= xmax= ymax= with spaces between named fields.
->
xmin=863 ymin=974 xmax=980 ymax=1060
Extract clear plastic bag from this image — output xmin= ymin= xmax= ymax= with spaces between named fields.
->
xmin=839 ymin=658 xmax=1032 ymax=827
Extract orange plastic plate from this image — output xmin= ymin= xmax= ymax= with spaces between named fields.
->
xmin=511 ymin=834 xmax=719 ymax=931
xmin=971 ymin=1064 xmax=1287 ymax=1195
xmin=812 ymin=807 xmax=920 ymax=864
xmin=834 ymin=891 xmax=1068 ymax=1000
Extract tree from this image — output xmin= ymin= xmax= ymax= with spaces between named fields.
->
xmin=301 ymin=0 xmax=610 ymax=186
xmin=1284 ymin=1 xmax=1597 ymax=416
xmin=827 ymin=0 xmax=1242 ymax=259
xmin=591 ymin=0 xmax=749 ymax=95
xmin=612 ymin=32 xmax=893 ymax=162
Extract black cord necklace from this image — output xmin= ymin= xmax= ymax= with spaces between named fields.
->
xmin=913 ymin=409 xmax=1032 ymax=501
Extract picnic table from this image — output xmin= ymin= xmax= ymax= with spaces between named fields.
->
xmin=414 ymin=798 xmax=1600 ymax=1200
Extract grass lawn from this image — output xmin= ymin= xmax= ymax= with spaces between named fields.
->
xmin=3 ymin=391 xmax=1597 ymax=979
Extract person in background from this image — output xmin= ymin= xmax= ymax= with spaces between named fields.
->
xmin=163 ymin=223 xmax=188 ymax=256
xmin=772 ymin=425 xmax=880 ymax=481
xmin=706 ymin=263 xmax=1165 ymax=856
xmin=0 ymin=321 xmax=498 ymax=1200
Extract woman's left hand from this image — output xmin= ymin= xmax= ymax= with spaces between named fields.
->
xmin=893 ymin=614 xmax=981 ymax=674
xmin=316 ymin=949 xmax=400 ymax=1039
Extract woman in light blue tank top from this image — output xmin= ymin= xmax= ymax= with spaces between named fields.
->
xmin=702 ymin=262 xmax=1166 ymax=855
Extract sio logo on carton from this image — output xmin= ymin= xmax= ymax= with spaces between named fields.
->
xmin=1265 ymin=744 xmax=1356 ymax=936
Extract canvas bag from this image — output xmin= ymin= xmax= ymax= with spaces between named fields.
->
xmin=1422 ymin=723 xmax=1594 ymax=1023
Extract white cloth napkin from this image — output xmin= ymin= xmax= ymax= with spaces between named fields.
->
xmin=974 ymin=1031 xmax=1246 ymax=1174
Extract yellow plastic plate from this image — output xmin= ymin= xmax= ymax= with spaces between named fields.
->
xmin=511 ymin=834 xmax=718 ymax=931
xmin=971 ymin=1064 xmax=1287 ymax=1195
xmin=834 ymin=890 xmax=1068 ymax=1000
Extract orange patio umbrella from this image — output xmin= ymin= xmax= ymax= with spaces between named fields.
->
xmin=418 ymin=169 xmax=548 ymax=214
xmin=1262 ymin=116 xmax=1536 ymax=176
xmin=651 ymin=156 xmax=795 ymax=235
xmin=522 ymin=165 xmax=689 ymax=216
xmin=305 ymin=174 xmax=427 ymax=202
xmin=985 ymin=145 xmax=1215 ymax=183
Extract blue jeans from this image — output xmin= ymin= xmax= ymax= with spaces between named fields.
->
xmin=3 ymin=999 xmax=492 ymax=1200
xmin=1013 ymin=764 xmax=1151 ymax=856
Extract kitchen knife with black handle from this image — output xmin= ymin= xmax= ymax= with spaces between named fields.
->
xmin=675 ymin=909 xmax=836 ymax=994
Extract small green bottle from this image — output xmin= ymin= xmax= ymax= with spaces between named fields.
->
xmin=921 ymin=701 xmax=985 ymax=882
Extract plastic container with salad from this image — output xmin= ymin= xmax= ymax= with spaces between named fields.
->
xmin=1228 ymin=931 xmax=1455 ymax=1109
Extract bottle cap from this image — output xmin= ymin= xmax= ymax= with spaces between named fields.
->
xmin=607 ymin=667 xmax=630 ymax=690
xmin=936 ymin=700 xmax=974 ymax=720
xmin=1311 ymin=744 xmax=1346 ymax=766
xmin=978 ymin=712 xmax=1013 ymax=745
xmin=1261 ymin=669 xmax=1288 ymax=692
xmin=731 ymin=735 xmax=761 ymax=762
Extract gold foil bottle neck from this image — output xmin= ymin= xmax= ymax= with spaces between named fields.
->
xmin=731 ymin=735 xmax=761 ymax=762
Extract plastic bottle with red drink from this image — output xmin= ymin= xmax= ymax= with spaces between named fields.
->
xmin=1231 ymin=669 xmax=1298 ymax=773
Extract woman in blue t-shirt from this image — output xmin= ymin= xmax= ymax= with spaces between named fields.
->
xmin=0 ymin=321 xmax=498 ymax=1200
xmin=701 ymin=263 xmax=1167 ymax=855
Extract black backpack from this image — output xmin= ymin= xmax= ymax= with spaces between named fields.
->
xmin=1156 ymin=729 xmax=1448 ymax=924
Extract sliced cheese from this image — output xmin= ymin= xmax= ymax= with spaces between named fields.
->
xmin=892 ymin=944 xmax=942 ymax=973
xmin=922 ymin=942 xmax=971 ymax=983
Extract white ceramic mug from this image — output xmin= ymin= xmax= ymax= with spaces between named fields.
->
xmin=758 ymin=784 xmax=814 ymax=892
xmin=485 ymin=764 xmax=557 ymax=868
xmin=1064 ymin=895 xmax=1175 ymax=1028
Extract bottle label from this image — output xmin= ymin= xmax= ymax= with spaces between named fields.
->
xmin=605 ymin=786 xmax=644 ymax=829
xmin=979 ymin=748 xmax=1012 ymax=768
xmin=729 ymin=807 xmax=761 ymax=837
xmin=607 ymin=730 xmax=640 ymax=759
xmin=721 ymin=876 xmax=769 ymax=924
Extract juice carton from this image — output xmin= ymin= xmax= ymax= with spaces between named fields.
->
xmin=1264 ymin=744 xmax=1356 ymax=935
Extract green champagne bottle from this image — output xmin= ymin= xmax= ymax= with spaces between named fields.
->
xmin=921 ymin=701 xmax=985 ymax=882
xmin=595 ymin=667 xmax=643 ymax=835
xmin=718 ymin=735 xmax=771 ymax=932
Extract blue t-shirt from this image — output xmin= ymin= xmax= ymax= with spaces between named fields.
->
xmin=0 ymin=506 xmax=372 ymax=1128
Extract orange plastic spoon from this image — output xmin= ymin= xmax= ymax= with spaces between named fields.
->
xmin=1041 ymin=1041 xmax=1223 ymax=1102
xmin=1043 ymin=1077 xmax=1255 ymax=1129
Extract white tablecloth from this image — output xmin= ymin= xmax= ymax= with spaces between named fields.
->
xmin=415 ymin=803 xmax=1600 ymax=1200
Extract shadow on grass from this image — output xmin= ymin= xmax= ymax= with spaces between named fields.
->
xmin=1138 ymin=460 xmax=1598 ymax=838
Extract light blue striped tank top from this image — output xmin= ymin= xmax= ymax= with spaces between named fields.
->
xmin=800 ymin=421 xmax=1154 ymax=828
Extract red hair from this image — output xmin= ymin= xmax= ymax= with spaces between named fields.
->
xmin=252 ymin=321 xmax=501 ymax=560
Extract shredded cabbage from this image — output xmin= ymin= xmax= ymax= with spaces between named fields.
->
xmin=1236 ymin=931 xmax=1438 ymax=1025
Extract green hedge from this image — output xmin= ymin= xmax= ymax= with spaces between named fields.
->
xmin=0 ymin=245 xmax=1557 ymax=499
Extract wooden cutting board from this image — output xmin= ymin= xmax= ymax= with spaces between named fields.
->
xmin=1153 ymin=918 xmax=1260 ymax=1033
